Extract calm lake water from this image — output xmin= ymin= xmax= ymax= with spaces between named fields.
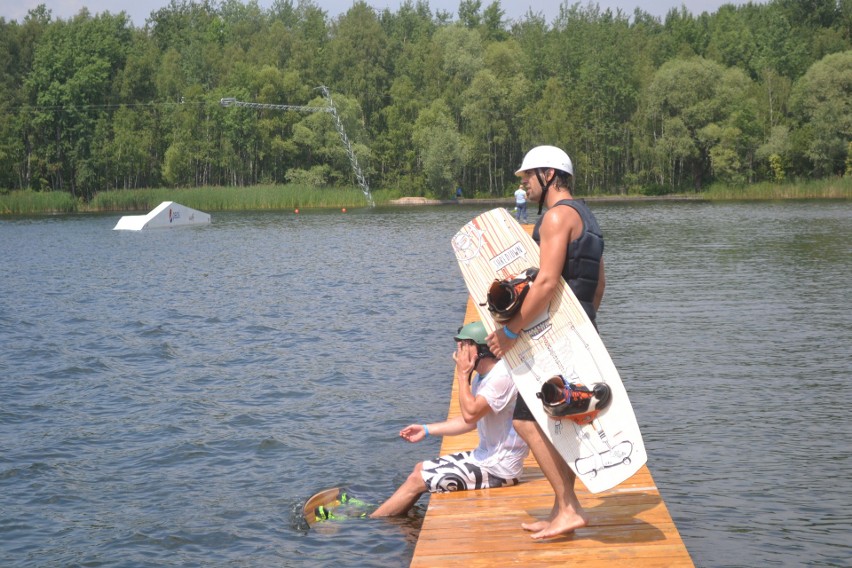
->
xmin=1 ymin=200 xmax=850 ymax=567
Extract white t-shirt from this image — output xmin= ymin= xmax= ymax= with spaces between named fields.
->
xmin=514 ymin=188 xmax=527 ymax=204
xmin=470 ymin=359 xmax=529 ymax=479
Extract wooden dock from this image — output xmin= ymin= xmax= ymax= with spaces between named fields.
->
xmin=410 ymin=298 xmax=693 ymax=567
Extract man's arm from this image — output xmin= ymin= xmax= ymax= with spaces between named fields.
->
xmin=594 ymin=257 xmax=605 ymax=312
xmin=487 ymin=205 xmax=578 ymax=357
xmin=454 ymin=342 xmax=493 ymax=424
xmin=399 ymin=416 xmax=475 ymax=443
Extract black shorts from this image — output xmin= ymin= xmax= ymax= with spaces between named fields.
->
xmin=512 ymin=392 xmax=535 ymax=421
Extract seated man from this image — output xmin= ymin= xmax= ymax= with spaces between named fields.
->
xmin=370 ymin=321 xmax=529 ymax=517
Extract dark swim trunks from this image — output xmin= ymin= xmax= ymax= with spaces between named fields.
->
xmin=512 ymin=393 xmax=535 ymax=421
xmin=512 ymin=321 xmax=598 ymax=422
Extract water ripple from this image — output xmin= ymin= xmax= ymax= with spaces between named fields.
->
xmin=2 ymin=204 xmax=850 ymax=566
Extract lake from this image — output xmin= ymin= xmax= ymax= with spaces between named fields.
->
xmin=1 ymin=200 xmax=849 ymax=567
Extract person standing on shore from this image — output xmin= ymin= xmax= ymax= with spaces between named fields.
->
xmin=514 ymin=184 xmax=528 ymax=223
xmin=487 ymin=145 xmax=606 ymax=540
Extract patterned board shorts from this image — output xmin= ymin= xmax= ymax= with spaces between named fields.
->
xmin=420 ymin=451 xmax=519 ymax=493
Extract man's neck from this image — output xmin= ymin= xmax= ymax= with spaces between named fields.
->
xmin=544 ymin=187 xmax=573 ymax=208
xmin=476 ymin=358 xmax=498 ymax=377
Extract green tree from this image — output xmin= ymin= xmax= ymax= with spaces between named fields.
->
xmin=511 ymin=12 xmax=552 ymax=97
xmin=412 ymin=100 xmax=464 ymax=197
xmin=757 ymin=125 xmax=792 ymax=182
xmin=557 ymin=7 xmax=641 ymax=193
xmin=458 ymin=0 xmax=482 ymax=29
xmin=290 ymin=92 xmax=370 ymax=187
xmin=480 ymin=1 xmax=508 ymax=42
xmin=789 ymin=50 xmax=852 ymax=176
xmin=706 ymin=5 xmax=757 ymax=71
xmin=248 ymin=65 xmax=312 ymax=184
xmin=24 ymin=10 xmax=133 ymax=197
xmin=376 ymin=75 xmax=426 ymax=190
xmin=642 ymin=57 xmax=757 ymax=189
xmin=107 ymin=106 xmax=156 ymax=188
xmin=461 ymin=69 xmax=508 ymax=194
xmin=283 ymin=0 xmax=329 ymax=87
xmin=433 ymin=24 xmax=483 ymax=117
xmin=327 ymin=2 xmax=390 ymax=129
xmin=3 ymin=0 xmax=852 ymax=198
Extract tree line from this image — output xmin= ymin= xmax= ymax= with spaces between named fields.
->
xmin=1 ymin=0 xmax=850 ymax=200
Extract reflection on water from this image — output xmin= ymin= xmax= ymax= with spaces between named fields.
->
xmin=1 ymin=201 xmax=850 ymax=567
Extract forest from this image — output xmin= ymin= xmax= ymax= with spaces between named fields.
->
xmin=1 ymin=0 xmax=850 ymax=200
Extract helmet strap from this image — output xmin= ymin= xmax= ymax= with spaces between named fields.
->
xmin=469 ymin=348 xmax=495 ymax=383
xmin=476 ymin=345 xmax=496 ymax=361
xmin=534 ymin=169 xmax=555 ymax=215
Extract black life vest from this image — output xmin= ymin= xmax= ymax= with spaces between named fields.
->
xmin=532 ymin=199 xmax=604 ymax=322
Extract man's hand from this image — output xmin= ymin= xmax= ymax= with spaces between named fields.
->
xmin=399 ymin=424 xmax=427 ymax=442
xmin=453 ymin=341 xmax=477 ymax=383
xmin=486 ymin=327 xmax=516 ymax=358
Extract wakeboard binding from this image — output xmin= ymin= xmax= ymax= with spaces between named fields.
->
xmin=537 ymin=375 xmax=612 ymax=425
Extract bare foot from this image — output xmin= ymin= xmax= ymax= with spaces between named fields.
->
xmin=521 ymin=520 xmax=550 ymax=532
xmin=530 ymin=511 xmax=588 ymax=540
xmin=522 ymin=501 xmax=558 ymax=532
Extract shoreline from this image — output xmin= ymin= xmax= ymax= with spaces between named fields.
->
xmin=3 ymin=183 xmax=848 ymax=216
xmin=389 ymin=195 xmax=708 ymax=206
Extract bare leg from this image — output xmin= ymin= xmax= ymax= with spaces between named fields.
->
xmin=370 ymin=462 xmax=427 ymax=517
xmin=513 ymin=419 xmax=588 ymax=539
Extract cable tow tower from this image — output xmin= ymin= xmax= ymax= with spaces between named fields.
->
xmin=220 ymin=86 xmax=374 ymax=207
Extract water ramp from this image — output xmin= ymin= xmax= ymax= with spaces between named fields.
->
xmin=113 ymin=201 xmax=211 ymax=231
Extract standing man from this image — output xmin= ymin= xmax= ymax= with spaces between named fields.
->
xmin=514 ymin=184 xmax=528 ymax=223
xmin=487 ymin=145 xmax=606 ymax=540
xmin=370 ymin=321 xmax=528 ymax=517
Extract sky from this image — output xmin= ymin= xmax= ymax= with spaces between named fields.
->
xmin=3 ymin=0 xmax=756 ymax=27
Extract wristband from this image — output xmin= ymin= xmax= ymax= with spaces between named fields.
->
xmin=423 ymin=424 xmax=430 ymax=437
xmin=503 ymin=325 xmax=519 ymax=339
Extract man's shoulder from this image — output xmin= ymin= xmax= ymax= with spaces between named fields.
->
xmin=477 ymin=360 xmax=518 ymax=412
xmin=542 ymin=201 xmax=583 ymax=232
xmin=483 ymin=360 xmax=513 ymax=387
xmin=491 ymin=358 xmax=510 ymax=375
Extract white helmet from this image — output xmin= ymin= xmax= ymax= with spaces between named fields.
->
xmin=515 ymin=145 xmax=574 ymax=177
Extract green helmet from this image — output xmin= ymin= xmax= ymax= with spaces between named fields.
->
xmin=455 ymin=321 xmax=488 ymax=345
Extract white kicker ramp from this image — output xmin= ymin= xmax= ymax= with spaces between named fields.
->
xmin=113 ymin=201 xmax=211 ymax=231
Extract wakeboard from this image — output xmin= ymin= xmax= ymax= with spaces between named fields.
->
xmin=302 ymin=487 xmax=372 ymax=525
xmin=451 ymin=207 xmax=647 ymax=493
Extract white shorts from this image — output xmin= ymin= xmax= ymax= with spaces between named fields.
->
xmin=420 ymin=451 xmax=519 ymax=493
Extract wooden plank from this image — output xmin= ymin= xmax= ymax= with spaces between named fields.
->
xmin=411 ymin=229 xmax=693 ymax=565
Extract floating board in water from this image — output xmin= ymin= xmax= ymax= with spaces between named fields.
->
xmin=302 ymin=487 xmax=372 ymax=525
xmin=113 ymin=201 xmax=211 ymax=231
xmin=451 ymin=207 xmax=647 ymax=493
